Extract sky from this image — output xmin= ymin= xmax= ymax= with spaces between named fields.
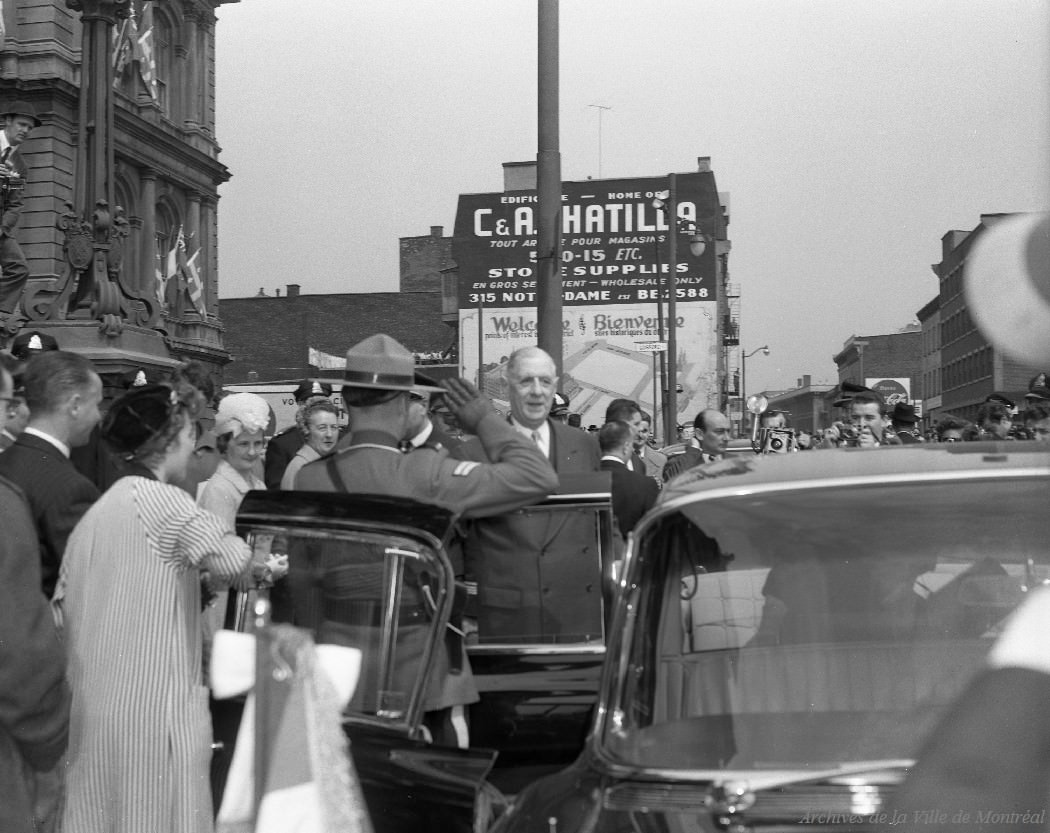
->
xmin=213 ymin=0 xmax=1050 ymax=395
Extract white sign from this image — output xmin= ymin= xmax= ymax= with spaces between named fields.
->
xmin=634 ymin=341 xmax=667 ymax=353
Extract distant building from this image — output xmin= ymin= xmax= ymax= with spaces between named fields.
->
xmin=766 ymin=375 xmax=836 ymax=435
xmin=219 ymin=282 xmax=454 ymax=384
xmin=916 ymin=296 xmax=942 ymax=430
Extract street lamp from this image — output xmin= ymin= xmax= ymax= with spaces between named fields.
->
xmin=652 ymin=174 xmax=712 ymax=445
xmin=741 ymin=345 xmax=770 ymax=433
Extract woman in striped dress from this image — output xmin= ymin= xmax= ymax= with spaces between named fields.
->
xmin=54 ymin=383 xmax=253 ymax=833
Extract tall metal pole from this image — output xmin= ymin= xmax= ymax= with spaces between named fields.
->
xmin=536 ymin=0 xmax=563 ymax=374
xmin=664 ymin=173 xmax=679 ymax=446
xmin=740 ymin=350 xmax=747 ymax=433
xmin=477 ymin=301 xmax=484 ymax=390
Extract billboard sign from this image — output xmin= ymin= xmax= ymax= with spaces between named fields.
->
xmin=453 ymin=173 xmax=722 ymax=435
xmin=866 ymin=377 xmax=912 ymax=406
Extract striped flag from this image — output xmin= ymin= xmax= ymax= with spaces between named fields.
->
xmin=135 ymin=2 xmax=158 ymax=100
xmin=184 ymin=247 xmax=207 ymax=316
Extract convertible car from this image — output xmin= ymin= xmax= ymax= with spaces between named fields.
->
xmin=492 ymin=442 xmax=1050 ymax=832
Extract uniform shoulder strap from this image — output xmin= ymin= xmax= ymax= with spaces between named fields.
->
xmin=325 ymin=453 xmax=349 ymax=491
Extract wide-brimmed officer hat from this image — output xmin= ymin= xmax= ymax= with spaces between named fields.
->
xmin=1 ymin=100 xmax=41 ymax=127
xmin=319 ymin=334 xmax=443 ymax=393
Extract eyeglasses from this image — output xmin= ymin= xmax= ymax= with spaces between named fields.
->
xmin=941 ymin=437 xmax=960 ymax=443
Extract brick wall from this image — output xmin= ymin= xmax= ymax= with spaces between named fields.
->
xmin=399 ymin=227 xmax=453 ymax=293
xmin=219 ymin=291 xmax=454 ymax=383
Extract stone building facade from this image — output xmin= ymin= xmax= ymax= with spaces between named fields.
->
xmin=1 ymin=0 xmax=232 ymax=376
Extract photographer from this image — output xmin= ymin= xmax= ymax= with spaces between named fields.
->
xmin=820 ymin=390 xmax=900 ymax=448
xmin=0 ymin=101 xmax=39 ymax=334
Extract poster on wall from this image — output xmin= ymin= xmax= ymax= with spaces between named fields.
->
xmin=454 ymin=173 xmax=724 ymax=435
xmin=458 ymin=302 xmax=718 ymax=433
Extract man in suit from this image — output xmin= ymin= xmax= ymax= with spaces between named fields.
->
xmin=599 ymin=420 xmax=658 ymax=540
xmin=635 ymin=410 xmax=666 ymax=484
xmin=0 ymin=350 xmax=102 ymax=598
xmin=605 ymin=398 xmax=646 ymax=473
xmin=662 ymin=408 xmax=732 ymax=482
xmin=455 ymin=345 xmax=603 ymax=642
xmin=0 ymin=101 xmax=39 ymax=334
xmin=405 ymin=372 xmax=461 ymax=453
xmin=0 ymin=360 xmax=71 ymax=833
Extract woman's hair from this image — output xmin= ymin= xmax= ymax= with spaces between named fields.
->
xmin=935 ymin=416 xmax=969 ymax=441
xmin=102 ymin=382 xmax=205 ymax=464
xmin=296 ymin=398 xmax=338 ymax=439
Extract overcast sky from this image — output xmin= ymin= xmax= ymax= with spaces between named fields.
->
xmin=213 ymin=0 xmax=1049 ymax=394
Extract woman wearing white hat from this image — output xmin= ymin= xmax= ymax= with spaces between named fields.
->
xmin=197 ymin=392 xmax=270 ymax=634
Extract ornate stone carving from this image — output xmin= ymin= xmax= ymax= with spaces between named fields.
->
xmin=23 ymin=199 xmax=157 ymax=334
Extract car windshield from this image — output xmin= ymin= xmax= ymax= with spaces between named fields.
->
xmin=605 ymin=474 xmax=1046 ymax=774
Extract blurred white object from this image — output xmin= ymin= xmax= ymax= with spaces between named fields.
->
xmin=210 ymin=629 xmax=361 ymax=707
xmin=966 ymin=212 xmax=1050 ymax=365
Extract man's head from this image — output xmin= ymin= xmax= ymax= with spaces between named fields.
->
xmin=598 ymin=420 xmax=635 ymax=463
xmin=606 ymin=398 xmax=642 ymax=446
xmin=936 ymin=416 xmax=969 ymax=443
xmin=693 ymin=409 xmax=731 ymax=458
xmin=23 ymin=350 xmax=103 ymax=447
xmin=635 ymin=410 xmax=655 ymax=451
xmin=1024 ymin=403 xmax=1050 ymax=442
xmin=849 ymin=392 xmax=887 ymax=441
xmin=759 ymin=409 xmax=787 ymax=430
xmin=549 ymin=392 xmax=570 ymax=423
xmin=293 ymin=378 xmax=333 ymax=405
xmin=336 ymin=334 xmax=442 ymax=439
xmin=891 ymin=402 xmax=918 ymax=430
xmin=977 ymin=401 xmax=1013 ymax=440
xmin=0 ymin=351 xmax=27 ymax=437
xmin=1 ymin=100 xmax=39 ymax=148
xmin=505 ymin=346 xmax=558 ymax=430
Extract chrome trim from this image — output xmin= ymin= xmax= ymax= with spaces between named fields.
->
xmin=466 ymin=643 xmax=607 ymax=656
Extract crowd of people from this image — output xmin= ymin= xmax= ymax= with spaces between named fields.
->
xmin=1 ymin=324 xmax=1048 ymax=831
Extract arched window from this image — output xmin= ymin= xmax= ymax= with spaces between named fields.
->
xmin=153 ymin=7 xmax=176 ymax=118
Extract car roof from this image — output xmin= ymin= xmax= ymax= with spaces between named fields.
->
xmin=659 ymin=441 xmax=1050 ymax=504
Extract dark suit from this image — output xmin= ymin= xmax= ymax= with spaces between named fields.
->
xmin=0 ymin=147 xmax=29 ymax=316
xmin=455 ymin=419 xmax=603 ymax=642
xmin=263 ymin=426 xmax=303 ymax=489
xmin=0 ymin=475 xmax=70 ymax=832
xmin=0 ymin=432 xmax=101 ymax=597
xmin=601 ymin=458 xmax=658 ymax=539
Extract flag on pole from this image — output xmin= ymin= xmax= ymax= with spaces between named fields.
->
xmin=185 ymin=247 xmax=207 ymax=316
xmin=135 ymin=2 xmax=158 ymax=101
xmin=154 ymin=247 xmax=167 ymax=306
xmin=112 ymin=16 xmax=132 ymax=84
xmin=165 ymin=226 xmax=184 ymax=288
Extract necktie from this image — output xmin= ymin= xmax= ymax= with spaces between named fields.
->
xmin=531 ymin=430 xmax=542 ymax=446
xmin=0 ymin=148 xmax=10 ymax=165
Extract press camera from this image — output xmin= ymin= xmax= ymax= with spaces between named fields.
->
xmin=746 ymin=394 xmax=797 ymax=454
xmin=758 ymin=426 xmax=796 ymax=454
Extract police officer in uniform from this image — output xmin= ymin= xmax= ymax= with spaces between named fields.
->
xmin=295 ymin=334 xmax=556 ymax=746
